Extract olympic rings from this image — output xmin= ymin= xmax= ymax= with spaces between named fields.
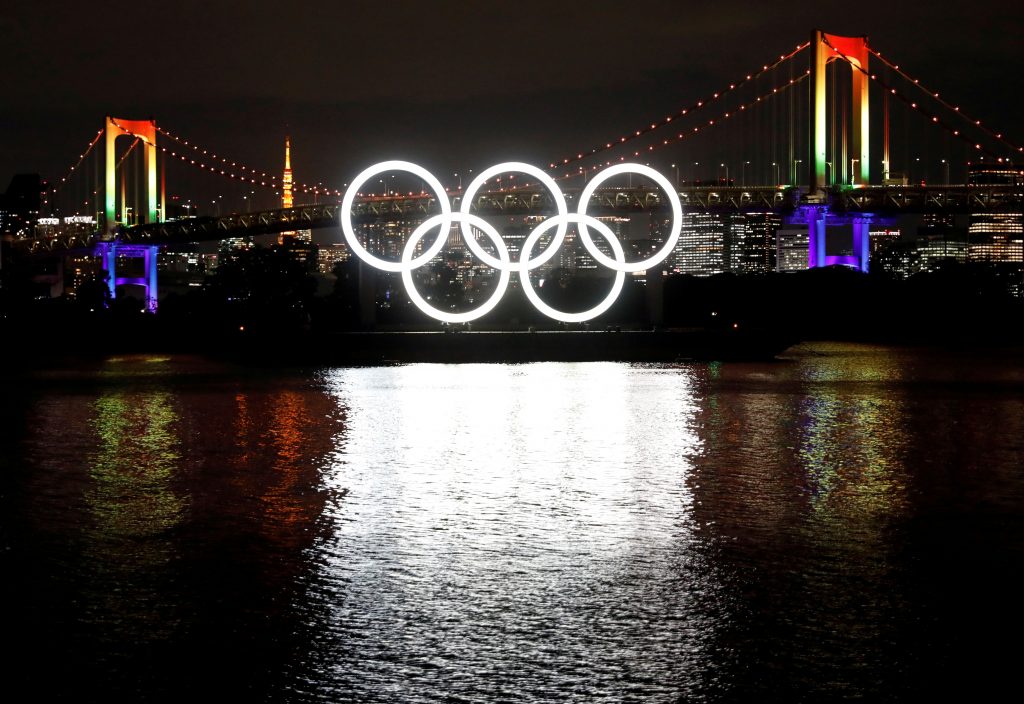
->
xmin=577 ymin=163 xmax=682 ymax=272
xmin=401 ymin=213 xmax=512 ymax=324
xmin=340 ymin=161 xmax=683 ymax=323
xmin=460 ymin=162 xmax=568 ymax=271
xmin=519 ymin=214 xmax=626 ymax=323
xmin=341 ymin=160 xmax=451 ymax=273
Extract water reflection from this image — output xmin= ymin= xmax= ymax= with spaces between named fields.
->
xmin=302 ymin=363 xmax=717 ymax=701
xmin=5 ymin=346 xmax=1024 ymax=700
xmin=84 ymin=388 xmax=187 ymax=643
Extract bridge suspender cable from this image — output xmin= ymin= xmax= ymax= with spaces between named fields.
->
xmin=546 ymin=41 xmax=811 ymax=173
xmin=550 ymin=71 xmax=811 ymax=182
xmin=155 ymin=125 xmax=344 ymax=197
xmin=868 ymin=48 xmax=1023 ymax=156
xmin=821 ymin=36 xmax=1009 ymax=162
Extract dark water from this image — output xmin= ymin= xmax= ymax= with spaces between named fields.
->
xmin=2 ymin=343 xmax=1023 ymax=701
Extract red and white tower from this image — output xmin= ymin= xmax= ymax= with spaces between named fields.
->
xmin=279 ymin=136 xmax=295 ymax=244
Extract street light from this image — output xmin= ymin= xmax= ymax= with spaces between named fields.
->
xmin=793 ymin=159 xmax=803 ymax=185
xmin=771 ymin=161 xmax=780 ymax=185
xmin=671 ymin=163 xmax=679 ymax=187
xmin=720 ymin=163 xmax=729 ymax=185
xmin=693 ymin=161 xmax=700 ymax=183
xmin=850 ymin=158 xmax=859 ymax=185
xmin=741 ymin=160 xmax=750 ymax=186
xmin=941 ymin=159 xmax=950 ymax=184
xmin=824 ymin=161 xmax=832 ymax=187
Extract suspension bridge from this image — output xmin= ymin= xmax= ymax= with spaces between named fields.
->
xmin=10 ymin=30 xmax=1024 ymax=313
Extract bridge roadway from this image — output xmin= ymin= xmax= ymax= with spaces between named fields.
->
xmin=18 ymin=183 xmax=1024 ymax=252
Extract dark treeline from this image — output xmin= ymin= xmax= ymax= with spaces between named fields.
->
xmin=2 ymin=244 xmax=1022 ymax=361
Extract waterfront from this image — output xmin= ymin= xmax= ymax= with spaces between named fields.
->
xmin=3 ymin=343 xmax=1023 ymax=701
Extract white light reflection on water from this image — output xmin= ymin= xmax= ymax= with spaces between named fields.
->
xmin=300 ymin=362 xmax=720 ymax=701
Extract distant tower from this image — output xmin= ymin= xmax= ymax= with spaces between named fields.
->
xmin=278 ymin=135 xmax=311 ymax=246
xmin=279 ymin=135 xmax=295 ymax=244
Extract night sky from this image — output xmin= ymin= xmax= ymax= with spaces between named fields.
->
xmin=2 ymin=0 xmax=1021 ymax=195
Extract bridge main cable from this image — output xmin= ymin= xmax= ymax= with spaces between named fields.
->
xmin=550 ymin=70 xmax=810 ymax=182
xmin=868 ymin=47 xmax=1023 ymax=156
xmin=546 ymin=41 xmax=810 ymax=173
xmin=821 ymin=36 xmax=1009 ymax=162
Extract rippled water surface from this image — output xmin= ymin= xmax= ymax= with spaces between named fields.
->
xmin=3 ymin=343 xmax=1023 ymax=701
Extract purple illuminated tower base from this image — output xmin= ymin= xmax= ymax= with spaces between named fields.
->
xmin=95 ymin=242 xmax=160 ymax=312
xmin=802 ymin=206 xmax=872 ymax=273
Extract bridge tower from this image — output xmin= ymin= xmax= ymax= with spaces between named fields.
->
xmin=105 ymin=116 xmax=161 ymax=235
xmin=99 ymin=117 xmax=163 ymax=311
xmin=810 ymin=31 xmax=870 ymax=192
xmin=805 ymin=32 xmax=872 ymax=272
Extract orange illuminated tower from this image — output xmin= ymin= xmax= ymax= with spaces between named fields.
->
xmin=279 ymin=136 xmax=296 ymax=244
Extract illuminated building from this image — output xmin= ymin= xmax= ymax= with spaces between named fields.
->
xmin=666 ymin=212 xmax=775 ymax=276
xmin=968 ymin=163 xmax=1024 ymax=186
xmin=318 ymin=243 xmax=351 ymax=274
xmin=910 ymin=216 xmax=965 ymax=272
xmin=731 ymin=212 xmax=781 ymax=273
xmin=916 ymin=238 xmax=967 ymax=271
xmin=63 ymin=254 xmax=103 ymax=299
xmin=776 ymin=227 xmax=809 ymax=272
xmin=967 ymin=213 xmax=1023 ymax=263
xmin=158 ymin=249 xmax=217 ymax=294
xmin=966 ymin=166 xmax=1024 ymax=263
xmin=669 ymin=213 xmax=725 ymax=275
xmin=869 ymin=228 xmax=901 ymax=267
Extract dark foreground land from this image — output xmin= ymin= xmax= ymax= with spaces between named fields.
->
xmin=3 ymin=262 xmax=1022 ymax=365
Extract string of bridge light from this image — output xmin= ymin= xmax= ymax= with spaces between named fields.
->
xmin=546 ymin=41 xmax=810 ymax=172
xmin=155 ymin=125 xmax=345 ymax=196
xmin=116 ymin=138 xmax=140 ymax=170
xmin=49 ymin=129 xmax=103 ymax=196
xmin=551 ymin=70 xmax=811 ymax=183
xmin=821 ymin=38 xmax=1005 ymax=161
xmin=356 ymin=71 xmax=812 ymax=202
xmin=868 ymin=47 xmax=1023 ymax=157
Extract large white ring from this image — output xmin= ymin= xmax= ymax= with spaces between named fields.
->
xmin=400 ymin=213 xmax=511 ymax=324
xmin=340 ymin=160 xmax=451 ymax=273
xmin=459 ymin=162 xmax=568 ymax=271
xmin=519 ymin=214 xmax=626 ymax=323
xmin=577 ymin=163 xmax=682 ymax=272
xmin=340 ymin=161 xmax=682 ymax=324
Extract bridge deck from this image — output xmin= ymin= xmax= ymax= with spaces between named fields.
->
xmin=16 ymin=184 xmax=1024 ymax=251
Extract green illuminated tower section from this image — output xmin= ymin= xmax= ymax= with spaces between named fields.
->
xmin=811 ymin=32 xmax=870 ymax=191
xmin=104 ymin=116 xmax=159 ymax=236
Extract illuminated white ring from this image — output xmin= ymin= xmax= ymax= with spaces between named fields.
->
xmin=341 ymin=160 xmax=452 ymax=273
xmin=459 ymin=162 xmax=568 ymax=271
xmin=401 ymin=212 xmax=512 ymax=324
xmin=576 ymin=163 xmax=683 ymax=273
xmin=519 ymin=214 xmax=625 ymax=323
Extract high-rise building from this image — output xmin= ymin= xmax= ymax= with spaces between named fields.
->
xmin=731 ymin=212 xmax=781 ymax=274
xmin=967 ymin=212 xmax=1023 ymax=263
xmin=869 ymin=228 xmax=901 ymax=269
xmin=669 ymin=213 xmax=725 ymax=275
xmin=967 ymin=163 xmax=1024 ymax=186
xmin=776 ymin=228 xmax=809 ymax=272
